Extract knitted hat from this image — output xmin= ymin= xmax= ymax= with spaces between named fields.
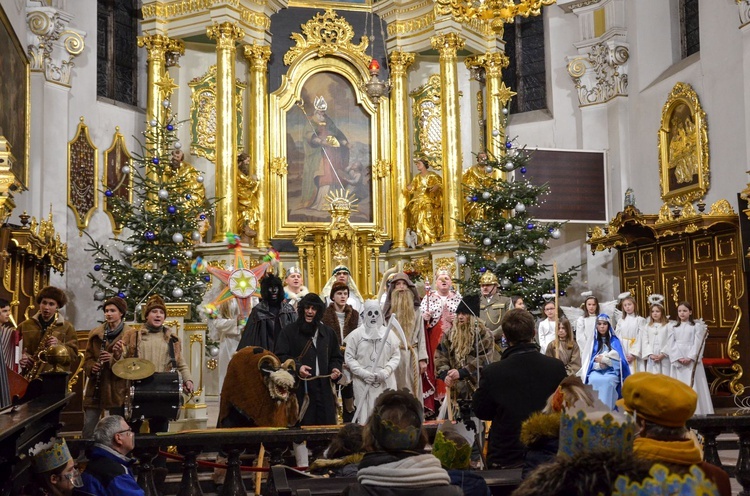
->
xmin=104 ymin=296 xmax=127 ymax=316
xmin=36 ymin=286 xmax=68 ymax=308
xmin=330 ymin=281 xmax=349 ymax=299
xmin=144 ymin=294 xmax=167 ymax=317
xmin=616 ymin=372 xmax=697 ymax=428
xmin=29 ymin=438 xmax=71 ymax=473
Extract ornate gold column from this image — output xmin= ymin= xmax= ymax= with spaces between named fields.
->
xmin=243 ymin=43 xmax=271 ymax=248
xmin=431 ymin=33 xmax=464 ymax=242
xmin=137 ymin=34 xmax=184 ymax=152
xmin=207 ymin=22 xmax=245 ymax=241
xmin=389 ymin=51 xmax=415 ymax=249
xmin=466 ymin=51 xmax=510 ymax=159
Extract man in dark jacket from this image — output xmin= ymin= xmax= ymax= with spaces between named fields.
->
xmin=472 ymin=309 xmax=566 ymax=469
xmin=276 ymin=293 xmax=343 ymax=425
xmin=76 ymin=415 xmax=143 ymax=495
xmin=237 ymin=273 xmax=296 ymax=352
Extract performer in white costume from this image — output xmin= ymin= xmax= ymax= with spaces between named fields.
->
xmin=614 ymin=293 xmax=646 ymax=373
xmin=640 ymin=294 xmax=671 ymax=376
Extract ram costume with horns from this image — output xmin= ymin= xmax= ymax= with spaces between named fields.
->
xmin=218 ymin=347 xmax=299 ymax=427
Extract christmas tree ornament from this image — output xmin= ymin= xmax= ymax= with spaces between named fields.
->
xmin=172 ymin=233 xmax=184 ymax=243
xmin=166 ymin=124 xmax=174 ymax=131
xmin=172 ymin=288 xmax=184 ymax=298
xmin=94 ymin=264 xmax=101 ymax=271
xmin=457 ymin=254 xmax=467 ymax=264
xmin=524 ymin=257 xmax=535 ymax=267
xmin=504 ymin=162 xmax=514 ymax=171
xmin=158 ymin=189 xmax=169 ymax=200
xmin=123 ymin=246 xmax=135 ymax=256
xmin=506 ymin=141 xmax=513 ymax=149
xmin=504 ymin=223 xmax=513 ymax=231
xmin=162 ymin=99 xmax=171 ymax=108
xmin=203 ymin=275 xmax=211 ymax=282
xmin=185 ymin=250 xmax=193 ymax=258
xmin=94 ymin=290 xmax=105 ymax=301
xmin=185 ymin=194 xmax=192 ymax=200
xmin=196 ymin=175 xmax=204 ymax=184
xmin=121 ymin=165 xmax=131 ymax=175
xmin=170 ymin=258 xmax=179 ymax=266
xmin=551 ymin=228 xmax=561 ymax=239
xmin=117 ymin=292 xmax=126 ymax=298
xmin=174 ymin=141 xmax=182 ymax=149
xmin=482 ymin=191 xmax=491 ymax=199
xmin=143 ymin=273 xmax=153 ymax=282
xmin=144 ymin=230 xmax=156 ymax=241
xmin=479 ymin=267 xmax=487 ymax=273
xmin=492 ymin=129 xmax=500 ymax=137
xmin=517 ymin=276 xmax=524 ymax=282
xmin=483 ymin=237 xmax=492 ymax=246
xmin=465 ymin=195 xmax=473 ymax=203
xmin=208 ymin=345 xmax=219 ymax=357
xmin=150 ymin=119 xmax=157 ymax=127
xmin=527 ymin=223 xmax=534 ymax=229
xmin=199 ymin=214 xmax=206 ymax=220
xmin=537 ymin=238 xmax=546 ymax=245
xmin=485 ymin=165 xmax=494 ymax=174
xmin=191 ymin=231 xmax=201 ymax=241
xmin=520 ymin=167 xmax=527 ymax=174
xmin=502 ymin=108 xmax=509 ymax=115
xmin=152 ymin=157 xmax=160 ymax=165
xmin=105 ymin=190 xmax=113 ymax=197
xmin=501 ymin=278 xmax=511 ymax=288
xmin=515 ymin=203 xmax=526 ymax=213
xmin=167 ymin=205 xmax=177 ymax=214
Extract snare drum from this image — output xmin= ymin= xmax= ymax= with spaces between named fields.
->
xmin=124 ymin=372 xmax=182 ymax=421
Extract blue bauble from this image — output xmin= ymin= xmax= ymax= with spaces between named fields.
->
xmin=185 ymin=194 xmax=192 ymax=200
xmin=170 ymin=258 xmax=179 ymax=266
xmin=517 ymin=276 xmax=524 ymax=282
xmin=527 ymin=223 xmax=534 ymax=230
xmin=472 ymin=196 xmax=478 ymax=202
xmin=167 ymin=206 xmax=177 ymax=214
xmin=152 ymin=157 xmax=160 ymax=165
xmin=479 ymin=267 xmax=487 ymax=273
xmin=506 ymin=141 xmax=513 ymax=149
xmin=166 ymin=124 xmax=174 ymax=131
xmin=94 ymin=264 xmax=101 ymax=271
xmin=117 ymin=292 xmax=126 ymax=298
xmin=105 ymin=190 xmax=113 ymax=197
xmin=199 ymin=214 xmax=206 ymax=220
xmin=520 ymin=167 xmax=527 ymax=174
xmin=559 ymin=290 xmax=566 ymax=296
xmin=144 ymin=230 xmax=156 ymax=241
xmin=203 ymin=275 xmax=211 ymax=282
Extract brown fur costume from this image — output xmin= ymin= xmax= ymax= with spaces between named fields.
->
xmin=218 ymin=347 xmax=299 ymax=427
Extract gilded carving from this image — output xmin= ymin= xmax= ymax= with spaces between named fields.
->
xmin=373 ymin=160 xmax=391 ymax=179
xmin=244 ymin=44 xmax=271 ymax=70
xmin=708 ymin=199 xmax=735 ymax=216
xmin=102 ymin=128 xmax=133 ymax=235
xmin=658 ymin=82 xmax=710 ymax=205
xmin=389 ymin=51 xmax=415 ymax=77
xmin=137 ymin=34 xmax=185 ymax=61
xmin=431 ymin=33 xmax=465 ymax=60
xmin=435 ymin=0 xmax=553 ymax=34
xmin=270 ymin=157 xmax=288 ymax=176
xmin=410 ymin=75 xmax=443 ymax=170
xmin=188 ymin=66 xmax=246 ymax=162
xmin=206 ymin=22 xmax=245 ymax=50
xmin=387 ymin=13 xmax=437 ymax=37
xmin=67 ymin=117 xmax=98 ymax=234
xmin=465 ymin=52 xmax=509 ymax=78
xmin=283 ymin=9 xmax=369 ymax=68
xmin=434 ymin=257 xmax=457 ymax=279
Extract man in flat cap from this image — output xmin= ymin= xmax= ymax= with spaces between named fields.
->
xmin=618 ymin=372 xmax=731 ymax=496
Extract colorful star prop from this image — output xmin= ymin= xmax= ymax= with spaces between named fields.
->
xmin=196 ymin=235 xmax=277 ymax=324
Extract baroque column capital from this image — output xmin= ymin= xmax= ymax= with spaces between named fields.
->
xmin=137 ymin=34 xmax=185 ymax=59
xmin=243 ymin=43 xmax=271 ymax=70
xmin=739 ymin=0 xmax=750 ymax=27
xmin=389 ymin=51 xmax=415 ymax=76
xmin=26 ymin=4 xmax=85 ymax=87
xmin=207 ymin=22 xmax=246 ymax=50
xmin=431 ymin=32 xmax=465 ymax=59
xmin=567 ymin=40 xmax=629 ymax=107
xmin=465 ymin=51 xmax=509 ymax=77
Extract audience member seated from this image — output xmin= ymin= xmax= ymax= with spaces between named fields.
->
xmin=432 ymin=423 xmax=490 ymax=496
xmin=23 ymin=438 xmax=81 ymax=496
xmin=343 ymin=389 xmax=461 ymax=496
xmin=309 ymin=423 xmax=365 ymax=478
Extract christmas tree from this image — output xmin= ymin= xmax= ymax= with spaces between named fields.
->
xmin=86 ymin=101 xmax=216 ymax=320
xmin=457 ymin=107 xmax=578 ymax=310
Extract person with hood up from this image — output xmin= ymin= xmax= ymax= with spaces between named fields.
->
xmin=237 ymin=273 xmax=296 ymax=353
xmin=583 ymin=313 xmax=631 ymax=410
xmin=275 ymin=292 xmax=343 ymax=426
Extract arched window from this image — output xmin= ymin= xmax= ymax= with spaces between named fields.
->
xmin=97 ymin=0 xmax=140 ymax=106
xmin=502 ymin=14 xmax=547 ymax=114
xmin=680 ymin=0 xmax=699 ymax=58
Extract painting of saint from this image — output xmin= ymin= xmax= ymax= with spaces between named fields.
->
xmin=667 ymin=102 xmax=699 ymax=192
xmin=285 ymin=71 xmax=372 ymax=223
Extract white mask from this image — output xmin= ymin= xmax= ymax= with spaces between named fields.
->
xmin=363 ymin=300 xmax=383 ymax=337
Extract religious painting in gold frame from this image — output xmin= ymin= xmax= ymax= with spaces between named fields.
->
xmin=269 ymin=9 xmax=389 ymax=239
xmin=0 ymin=3 xmax=30 ymax=188
xmin=658 ymin=82 xmax=709 ymax=205
xmin=103 ymin=128 xmax=133 ymax=235
xmin=68 ymin=117 xmax=98 ymax=233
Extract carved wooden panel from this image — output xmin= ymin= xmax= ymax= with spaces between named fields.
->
xmin=622 ymin=250 xmax=638 ymax=273
xmin=661 ymin=269 xmax=690 ymax=318
xmin=692 ymin=237 xmax=713 ymax=264
xmin=694 ymin=268 xmax=716 ymax=324
xmin=716 ymin=233 xmax=738 ymax=261
xmin=639 ymin=247 xmax=655 ymax=270
xmin=661 ymin=241 xmax=687 ymax=267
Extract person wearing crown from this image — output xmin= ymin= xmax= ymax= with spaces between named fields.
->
xmin=25 ymin=438 xmax=81 ymax=495
xmin=121 ymin=295 xmax=193 ymax=434
xmin=18 ymin=286 xmax=78 ymax=377
xmin=420 ymin=268 xmax=461 ymax=417
xmin=302 ymin=95 xmax=350 ymax=211
xmin=405 ymin=156 xmax=443 ymax=245
xmin=283 ymin=266 xmax=309 ymax=310
xmin=477 ymin=271 xmax=512 ymax=361
xmin=322 ymin=265 xmax=364 ymax=315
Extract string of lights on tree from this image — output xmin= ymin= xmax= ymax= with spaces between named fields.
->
xmin=85 ymin=98 xmax=217 ymax=320
xmin=457 ymin=104 xmax=578 ymax=310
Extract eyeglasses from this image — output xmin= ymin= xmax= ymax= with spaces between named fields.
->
xmin=116 ymin=428 xmax=133 ymax=436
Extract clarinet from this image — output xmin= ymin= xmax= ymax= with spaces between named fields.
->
xmin=91 ymin=332 xmax=109 ymax=403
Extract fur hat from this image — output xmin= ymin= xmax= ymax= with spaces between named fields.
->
xmin=260 ymin=273 xmax=284 ymax=301
xmin=456 ymin=295 xmax=480 ymax=316
xmin=144 ymin=294 xmax=166 ymax=317
xmin=330 ymin=281 xmax=349 ymax=299
xmin=104 ymin=296 xmax=127 ymax=316
xmin=297 ymin=293 xmax=326 ymax=316
xmin=36 ymin=286 xmax=68 ymax=308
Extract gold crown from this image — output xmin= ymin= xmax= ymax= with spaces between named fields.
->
xmin=558 ymin=409 xmax=635 ymax=458
xmin=29 ymin=438 xmax=71 ymax=473
xmin=612 ymin=463 xmax=719 ymax=496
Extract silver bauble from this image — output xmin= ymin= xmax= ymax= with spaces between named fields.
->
xmin=524 ymin=257 xmax=535 ymax=267
xmin=484 ymin=165 xmax=494 ymax=174
xmin=492 ymin=129 xmax=500 ymax=137
xmin=143 ymin=272 xmax=153 ymax=282
xmin=123 ymin=245 xmax=135 ymax=256
xmin=191 ymin=231 xmax=201 ymax=241
xmin=158 ymin=189 xmax=169 ymax=200
xmin=196 ymin=175 xmax=204 ymax=184
xmin=149 ymin=119 xmax=157 ymax=127
xmin=172 ymin=232 xmax=184 ymax=243
xmin=457 ymin=255 xmax=467 ymax=264
xmin=504 ymin=162 xmax=515 ymax=171
xmin=515 ymin=203 xmax=526 ymax=213
xmin=482 ymin=192 xmax=491 ymax=200
xmin=483 ymin=238 xmax=492 ymax=246
xmin=501 ymin=278 xmax=511 ymax=288
xmin=551 ymin=228 xmax=561 ymax=239
xmin=162 ymin=99 xmax=171 ymax=108
xmin=121 ymin=165 xmax=131 ymax=175
xmin=504 ymin=223 xmax=513 ymax=231
xmin=185 ymin=250 xmax=193 ymax=259
xmin=208 ymin=345 xmax=220 ymax=357
xmin=174 ymin=141 xmax=182 ymax=149
xmin=172 ymin=288 xmax=184 ymax=298
xmin=94 ymin=290 xmax=105 ymax=301
xmin=502 ymin=108 xmax=509 ymax=115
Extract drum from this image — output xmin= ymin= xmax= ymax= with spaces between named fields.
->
xmin=124 ymin=372 xmax=182 ymax=421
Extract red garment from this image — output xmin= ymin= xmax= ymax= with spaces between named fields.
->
xmin=422 ymin=317 xmax=447 ymax=414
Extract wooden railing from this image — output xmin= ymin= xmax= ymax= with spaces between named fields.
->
xmin=687 ymin=413 xmax=750 ymax=494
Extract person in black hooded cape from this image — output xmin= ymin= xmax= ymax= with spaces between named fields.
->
xmin=275 ymin=293 xmax=344 ymax=425
xmin=237 ymin=273 xmax=297 ymax=353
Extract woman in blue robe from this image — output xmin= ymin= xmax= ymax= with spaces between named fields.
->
xmin=584 ymin=314 xmax=631 ymax=410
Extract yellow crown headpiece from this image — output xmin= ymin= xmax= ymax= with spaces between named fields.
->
xmin=29 ymin=438 xmax=71 ymax=474
xmin=612 ymin=463 xmax=719 ymax=496
xmin=558 ymin=398 xmax=635 ymax=458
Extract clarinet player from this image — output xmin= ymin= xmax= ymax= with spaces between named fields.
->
xmin=18 ymin=287 xmax=78 ymax=379
xmin=81 ymin=296 xmax=131 ymax=442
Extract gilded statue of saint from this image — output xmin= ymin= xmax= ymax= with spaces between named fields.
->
xmin=462 ymin=151 xmax=493 ymax=223
xmin=237 ymin=151 xmax=259 ymax=240
xmin=170 ymin=149 xmax=209 ymax=242
xmin=404 ymin=157 xmax=443 ymax=245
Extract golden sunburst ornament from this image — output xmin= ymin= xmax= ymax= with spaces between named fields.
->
xmin=326 ymin=188 xmax=359 ymax=215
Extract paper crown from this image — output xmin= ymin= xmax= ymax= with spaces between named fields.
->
xmin=29 ymin=438 xmax=71 ymax=473
xmin=433 ymin=425 xmax=472 ymax=470
xmin=285 ymin=266 xmax=302 ymax=277
xmin=558 ymin=401 xmax=635 ymax=458
xmin=612 ymin=463 xmax=719 ymax=496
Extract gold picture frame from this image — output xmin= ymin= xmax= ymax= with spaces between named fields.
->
xmin=103 ymin=127 xmax=133 ymax=235
xmin=658 ymin=82 xmax=709 ymax=205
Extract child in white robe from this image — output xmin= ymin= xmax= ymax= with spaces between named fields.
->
xmin=641 ymin=296 xmax=671 ymax=376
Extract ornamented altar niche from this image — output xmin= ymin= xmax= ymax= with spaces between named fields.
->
xmin=588 ymin=82 xmax=747 ymax=399
xmin=269 ymin=10 xmax=390 ymax=295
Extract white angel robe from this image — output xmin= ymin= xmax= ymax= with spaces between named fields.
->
xmin=615 ymin=315 xmax=646 ymax=373
xmin=667 ymin=320 xmax=713 ymax=415
xmin=640 ymin=322 xmax=671 ymax=376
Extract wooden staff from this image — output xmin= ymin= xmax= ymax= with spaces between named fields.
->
xmin=553 ymin=261 xmax=559 ymax=328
